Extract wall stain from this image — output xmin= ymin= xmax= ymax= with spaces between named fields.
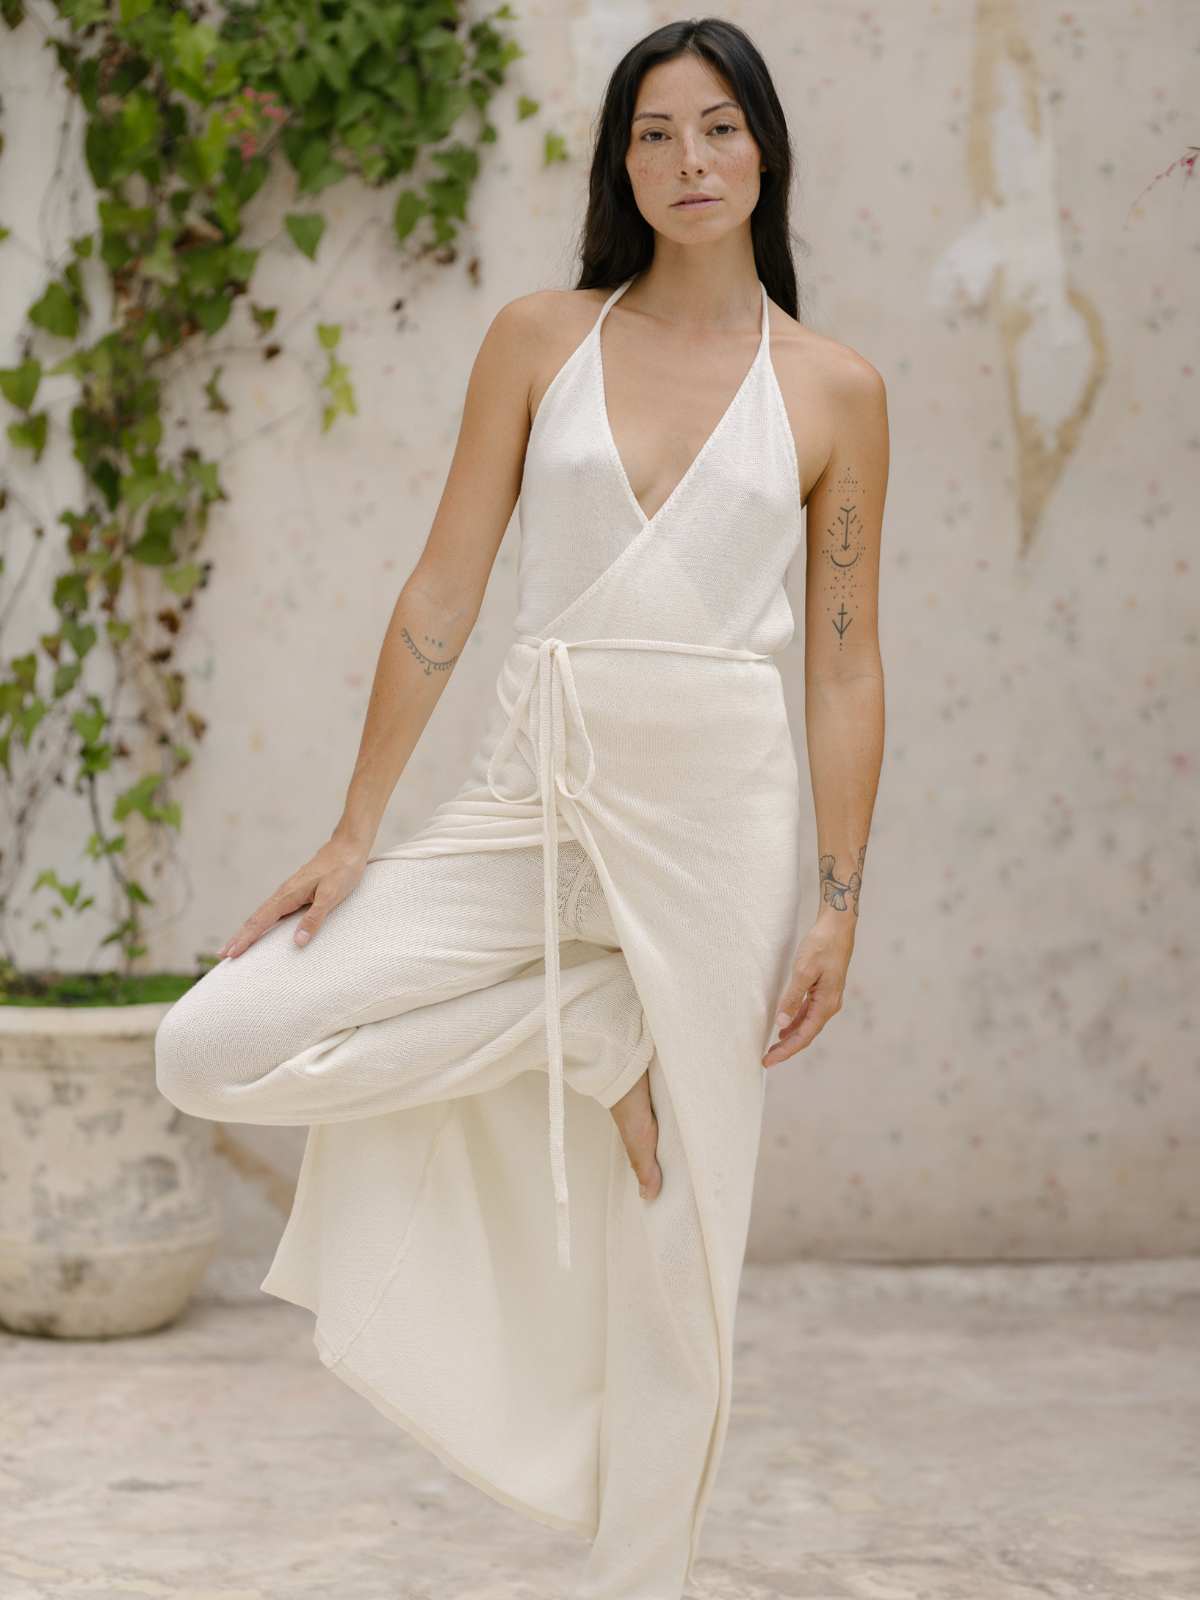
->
xmin=969 ymin=0 xmax=1108 ymax=555
xmin=214 ymin=1125 xmax=298 ymax=1215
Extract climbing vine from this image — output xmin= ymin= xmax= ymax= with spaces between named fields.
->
xmin=0 ymin=0 xmax=557 ymax=997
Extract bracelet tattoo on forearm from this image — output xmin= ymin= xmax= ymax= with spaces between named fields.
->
xmin=819 ymin=845 xmax=865 ymax=915
xmin=401 ymin=626 xmax=461 ymax=675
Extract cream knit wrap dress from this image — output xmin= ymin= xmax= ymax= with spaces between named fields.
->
xmin=227 ymin=275 xmax=802 ymax=1583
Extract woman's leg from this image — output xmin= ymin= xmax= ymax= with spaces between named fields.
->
xmin=156 ymin=839 xmax=712 ymax=1600
xmin=154 ymin=840 xmax=652 ymax=1126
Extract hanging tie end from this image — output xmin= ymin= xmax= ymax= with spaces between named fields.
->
xmin=555 ymin=1199 xmax=572 ymax=1271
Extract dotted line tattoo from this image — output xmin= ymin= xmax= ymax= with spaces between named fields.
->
xmin=819 ymin=846 xmax=865 ymax=916
xmin=401 ymin=627 xmax=460 ymax=675
xmin=822 ymin=465 xmax=864 ymax=651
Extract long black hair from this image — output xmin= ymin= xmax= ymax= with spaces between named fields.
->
xmin=574 ymin=16 xmax=807 ymax=321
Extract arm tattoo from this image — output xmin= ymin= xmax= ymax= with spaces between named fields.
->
xmin=822 ymin=465 xmax=864 ymax=651
xmin=401 ymin=627 xmax=460 ymax=675
xmin=819 ymin=846 xmax=865 ymax=916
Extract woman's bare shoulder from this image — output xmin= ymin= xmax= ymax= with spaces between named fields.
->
xmin=489 ymin=285 xmax=611 ymax=426
xmin=770 ymin=302 xmax=885 ymax=394
xmin=767 ymin=304 xmax=886 ymax=502
xmin=490 ymin=283 xmax=609 ymax=346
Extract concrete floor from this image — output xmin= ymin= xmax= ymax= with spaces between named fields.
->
xmin=2 ymin=1256 xmax=1197 ymax=1600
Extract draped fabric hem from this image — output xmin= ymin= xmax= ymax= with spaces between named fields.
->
xmin=313 ymin=1326 xmax=599 ymax=1538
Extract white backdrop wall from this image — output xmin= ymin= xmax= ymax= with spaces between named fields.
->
xmin=2 ymin=1 xmax=1197 ymax=1265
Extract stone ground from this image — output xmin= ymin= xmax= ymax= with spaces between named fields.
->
xmin=2 ymin=1256 xmax=1197 ymax=1600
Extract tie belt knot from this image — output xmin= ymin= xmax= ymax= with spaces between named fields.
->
xmin=485 ymin=635 xmax=597 ymax=809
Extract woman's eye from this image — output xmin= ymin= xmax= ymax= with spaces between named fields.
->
xmin=638 ymin=122 xmax=740 ymax=144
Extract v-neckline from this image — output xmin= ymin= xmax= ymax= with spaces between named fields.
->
xmin=594 ymin=276 xmax=769 ymax=531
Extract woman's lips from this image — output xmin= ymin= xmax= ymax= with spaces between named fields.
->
xmin=672 ymin=196 xmax=719 ymax=208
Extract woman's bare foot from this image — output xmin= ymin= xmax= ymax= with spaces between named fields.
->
xmin=608 ymin=1067 xmax=662 ymax=1199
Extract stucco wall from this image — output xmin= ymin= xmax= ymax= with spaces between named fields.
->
xmin=2 ymin=1 xmax=1197 ymax=1266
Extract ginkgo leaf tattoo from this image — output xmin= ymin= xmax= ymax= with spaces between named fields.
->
xmin=822 ymin=464 xmax=864 ymax=650
xmin=819 ymin=845 xmax=865 ymax=915
xmin=401 ymin=627 xmax=460 ymax=675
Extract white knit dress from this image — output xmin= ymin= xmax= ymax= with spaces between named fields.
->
xmin=257 ymin=274 xmax=804 ymax=1580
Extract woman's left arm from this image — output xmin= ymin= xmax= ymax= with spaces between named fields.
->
xmin=763 ymin=352 xmax=889 ymax=1067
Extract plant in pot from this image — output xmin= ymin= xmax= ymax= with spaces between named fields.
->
xmin=0 ymin=0 xmax=532 ymax=1337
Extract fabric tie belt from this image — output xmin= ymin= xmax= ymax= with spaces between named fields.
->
xmin=485 ymin=632 xmax=771 ymax=1271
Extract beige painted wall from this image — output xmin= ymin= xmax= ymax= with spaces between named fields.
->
xmin=3 ymin=2 xmax=1198 ymax=1266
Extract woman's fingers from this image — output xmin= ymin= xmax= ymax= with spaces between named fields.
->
xmin=218 ymin=882 xmax=312 ymax=959
xmin=762 ymin=973 xmax=842 ymax=1065
xmin=290 ymin=879 xmax=348 ymax=948
xmin=216 ymin=842 xmax=371 ymax=961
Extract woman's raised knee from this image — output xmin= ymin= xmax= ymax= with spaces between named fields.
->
xmin=154 ymin=970 xmax=249 ymax=1120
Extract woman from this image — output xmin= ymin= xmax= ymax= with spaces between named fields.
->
xmin=155 ymin=16 xmax=887 ymax=1599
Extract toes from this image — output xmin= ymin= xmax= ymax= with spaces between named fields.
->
xmin=609 ymin=1072 xmax=664 ymax=1200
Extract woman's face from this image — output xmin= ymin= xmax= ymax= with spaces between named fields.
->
xmin=624 ymin=53 xmax=764 ymax=242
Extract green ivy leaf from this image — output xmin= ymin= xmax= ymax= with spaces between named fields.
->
xmin=287 ymin=131 xmax=347 ymax=196
xmin=123 ymin=411 xmax=164 ymax=455
xmin=194 ymin=293 xmax=234 ymax=335
xmin=7 ymin=412 xmax=48 ymax=461
xmin=191 ymin=111 xmax=231 ymax=185
xmin=393 ymin=188 xmax=427 ymax=241
xmin=163 ymin=562 xmax=204 ymax=596
xmin=0 ymin=359 xmax=41 ymax=411
xmin=278 ymin=57 xmax=320 ymax=106
xmin=311 ymin=37 xmax=351 ymax=95
xmin=171 ymin=17 xmax=225 ymax=98
xmin=140 ymin=235 xmax=181 ymax=286
xmin=178 ymin=242 xmax=228 ymax=294
xmin=63 ymin=619 xmax=97 ymax=658
xmin=53 ymin=661 xmax=83 ymax=698
xmin=128 ymin=506 xmax=181 ymax=565
xmin=285 ymin=211 xmax=326 ymax=260
xmin=113 ymin=772 xmax=164 ymax=822
xmin=226 ymin=244 xmax=258 ymax=282
xmin=28 ymin=280 xmax=80 ymax=339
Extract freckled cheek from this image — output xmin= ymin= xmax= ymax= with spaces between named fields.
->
xmin=721 ymin=144 xmax=762 ymax=192
xmin=627 ymin=150 xmax=673 ymax=194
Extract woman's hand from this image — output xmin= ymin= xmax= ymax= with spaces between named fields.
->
xmin=216 ymin=835 xmax=372 ymax=960
xmin=761 ymin=914 xmax=855 ymax=1067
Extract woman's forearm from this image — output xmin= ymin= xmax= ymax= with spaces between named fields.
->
xmin=332 ymin=569 xmax=481 ymax=853
xmin=803 ymin=669 xmax=885 ymax=933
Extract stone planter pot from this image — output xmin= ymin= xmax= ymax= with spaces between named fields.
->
xmin=0 ymin=1000 xmax=220 ymax=1339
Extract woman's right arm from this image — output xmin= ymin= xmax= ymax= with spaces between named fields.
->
xmin=217 ymin=292 xmax=549 ymax=959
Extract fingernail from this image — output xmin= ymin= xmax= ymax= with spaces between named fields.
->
xmin=775 ymin=1010 xmax=790 ymax=1029
xmin=639 ymin=1184 xmax=648 ymax=1198
xmin=295 ymin=930 xmax=310 ymax=946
